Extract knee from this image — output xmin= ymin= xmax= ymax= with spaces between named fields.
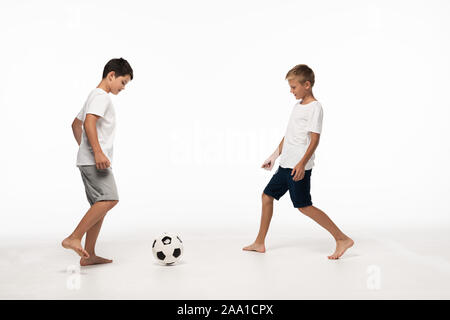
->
xmin=261 ymin=193 xmax=274 ymax=205
xmin=298 ymin=205 xmax=311 ymax=215
xmin=105 ymin=200 xmax=119 ymax=210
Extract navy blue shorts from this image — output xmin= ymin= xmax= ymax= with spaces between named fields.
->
xmin=263 ymin=166 xmax=312 ymax=208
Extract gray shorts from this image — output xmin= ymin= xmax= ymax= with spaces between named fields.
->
xmin=78 ymin=165 xmax=119 ymax=206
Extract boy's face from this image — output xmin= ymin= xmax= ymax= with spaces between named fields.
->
xmin=107 ymin=72 xmax=131 ymax=95
xmin=288 ymin=78 xmax=311 ymax=100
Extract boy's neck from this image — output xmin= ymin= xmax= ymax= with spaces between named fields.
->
xmin=97 ymin=80 xmax=111 ymax=94
xmin=300 ymin=93 xmax=316 ymax=105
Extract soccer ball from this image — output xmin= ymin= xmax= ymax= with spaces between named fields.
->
xmin=152 ymin=232 xmax=184 ymax=265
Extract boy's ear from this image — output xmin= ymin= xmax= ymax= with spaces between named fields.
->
xmin=303 ymin=80 xmax=311 ymax=89
xmin=107 ymin=71 xmax=116 ymax=80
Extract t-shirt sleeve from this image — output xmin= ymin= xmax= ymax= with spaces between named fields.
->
xmin=76 ymin=108 xmax=84 ymax=120
xmin=307 ymin=104 xmax=323 ymax=134
xmin=85 ymin=94 xmax=110 ymax=117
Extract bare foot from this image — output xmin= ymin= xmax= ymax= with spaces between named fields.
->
xmin=62 ymin=237 xmax=90 ymax=258
xmin=80 ymin=255 xmax=113 ymax=266
xmin=243 ymin=242 xmax=266 ymax=253
xmin=328 ymin=237 xmax=354 ymax=260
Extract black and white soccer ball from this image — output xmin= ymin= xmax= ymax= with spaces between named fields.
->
xmin=152 ymin=232 xmax=184 ymax=265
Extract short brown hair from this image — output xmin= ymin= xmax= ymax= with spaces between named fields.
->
xmin=285 ymin=64 xmax=315 ymax=87
xmin=102 ymin=57 xmax=134 ymax=80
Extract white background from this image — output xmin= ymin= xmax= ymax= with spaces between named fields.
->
xmin=1 ymin=0 xmax=450 ymax=240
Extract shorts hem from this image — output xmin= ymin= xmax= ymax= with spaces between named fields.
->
xmin=293 ymin=202 xmax=313 ymax=208
xmin=263 ymin=190 xmax=280 ymax=201
xmin=93 ymin=196 xmax=119 ymax=203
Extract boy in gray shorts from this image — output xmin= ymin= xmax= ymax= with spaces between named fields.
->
xmin=62 ymin=58 xmax=133 ymax=266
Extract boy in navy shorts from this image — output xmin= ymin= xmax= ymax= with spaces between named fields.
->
xmin=243 ymin=64 xmax=354 ymax=259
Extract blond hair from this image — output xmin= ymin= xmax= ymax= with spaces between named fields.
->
xmin=285 ymin=64 xmax=315 ymax=87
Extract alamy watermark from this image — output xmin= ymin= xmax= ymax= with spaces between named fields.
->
xmin=66 ymin=264 xmax=81 ymax=290
xmin=366 ymin=265 xmax=381 ymax=290
xmin=169 ymin=122 xmax=280 ymax=166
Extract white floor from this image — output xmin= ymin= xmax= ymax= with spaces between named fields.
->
xmin=1 ymin=226 xmax=450 ymax=299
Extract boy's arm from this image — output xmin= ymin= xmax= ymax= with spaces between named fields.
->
xmin=291 ymin=133 xmax=320 ymax=181
xmin=71 ymin=117 xmax=83 ymax=146
xmin=277 ymin=137 xmax=284 ymax=155
xmin=84 ymin=114 xmax=111 ymax=169
xmin=262 ymin=137 xmax=284 ymax=170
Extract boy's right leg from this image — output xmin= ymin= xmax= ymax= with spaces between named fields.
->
xmin=242 ymin=193 xmax=274 ymax=253
xmin=298 ymin=205 xmax=354 ymax=259
xmin=61 ymin=200 xmax=117 ymax=258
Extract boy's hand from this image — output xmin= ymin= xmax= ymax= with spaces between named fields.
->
xmin=261 ymin=154 xmax=277 ymax=170
xmin=291 ymin=162 xmax=305 ymax=181
xmin=262 ymin=139 xmax=284 ymax=171
xmin=94 ymin=151 xmax=111 ymax=170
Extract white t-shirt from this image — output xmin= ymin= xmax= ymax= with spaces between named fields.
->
xmin=279 ymin=100 xmax=323 ymax=170
xmin=76 ymin=88 xmax=116 ymax=166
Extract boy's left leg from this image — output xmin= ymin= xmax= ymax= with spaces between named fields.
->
xmin=243 ymin=193 xmax=275 ymax=253
xmin=243 ymin=166 xmax=289 ymax=253
xmin=62 ymin=166 xmax=119 ymax=262
xmin=62 ymin=200 xmax=117 ymax=258
xmin=84 ymin=216 xmax=106 ymax=255
xmin=80 ymin=213 xmax=115 ymax=266
xmin=298 ymin=205 xmax=354 ymax=259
